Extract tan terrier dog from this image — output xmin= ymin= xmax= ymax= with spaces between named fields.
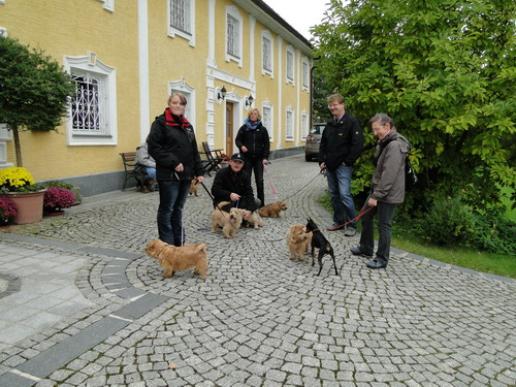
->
xmin=145 ymin=239 xmax=208 ymax=279
xmin=189 ymin=179 xmax=199 ymax=196
xmin=243 ymin=210 xmax=265 ymax=229
xmin=211 ymin=202 xmax=245 ymax=238
xmin=287 ymin=224 xmax=312 ymax=261
xmin=259 ymin=201 xmax=288 ymax=218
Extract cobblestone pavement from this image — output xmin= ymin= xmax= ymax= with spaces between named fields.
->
xmin=0 ymin=155 xmax=515 ymax=386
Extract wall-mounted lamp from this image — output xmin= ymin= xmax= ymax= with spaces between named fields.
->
xmin=217 ymin=85 xmax=227 ymax=101
xmin=244 ymin=94 xmax=254 ymax=108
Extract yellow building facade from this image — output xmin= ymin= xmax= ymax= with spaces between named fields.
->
xmin=0 ymin=0 xmax=312 ymax=195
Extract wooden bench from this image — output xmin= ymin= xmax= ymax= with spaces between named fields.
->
xmin=119 ymin=152 xmax=143 ymax=191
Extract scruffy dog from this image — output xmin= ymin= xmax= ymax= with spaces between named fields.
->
xmin=305 ymin=218 xmax=338 ymax=276
xmin=145 ymin=239 xmax=208 ymax=279
xmin=189 ymin=179 xmax=199 ymax=196
xmin=243 ymin=210 xmax=265 ymax=229
xmin=211 ymin=202 xmax=245 ymax=238
xmin=287 ymin=224 xmax=312 ymax=261
xmin=258 ymin=201 xmax=288 ymax=218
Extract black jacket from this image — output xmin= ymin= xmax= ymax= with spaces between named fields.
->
xmin=211 ymin=166 xmax=257 ymax=211
xmin=319 ymin=113 xmax=364 ymax=171
xmin=235 ymin=122 xmax=270 ymax=159
xmin=147 ymin=114 xmax=202 ymax=181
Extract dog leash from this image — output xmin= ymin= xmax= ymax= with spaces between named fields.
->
xmin=334 ymin=204 xmax=374 ymax=230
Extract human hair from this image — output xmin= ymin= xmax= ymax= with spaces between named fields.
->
xmin=326 ymin=93 xmax=345 ymax=105
xmin=248 ymin=108 xmax=261 ymax=121
xmin=167 ymin=92 xmax=187 ymax=106
xmin=369 ymin=113 xmax=394 ymax=129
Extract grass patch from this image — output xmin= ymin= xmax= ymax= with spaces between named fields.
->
xmin=319 ymin=193 xmax=516 ymax=279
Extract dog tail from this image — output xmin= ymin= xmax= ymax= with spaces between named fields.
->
xmin=217 ymin=201 xmax=231 ymax=210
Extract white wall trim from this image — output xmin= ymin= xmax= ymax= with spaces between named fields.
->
xmin=168 ymin=79 xmax=196 ymax=133
xmin=138 ymin=0 xmax=150 ymax=143
xmin=103 ymin=0 xmax=115 ymax=12
xmin=63 ymin=55 xmax=118 ymax=146
xmin=225 ymin=5 xmax=243 ymax=67
xmin=0 ymin=27 xmax=7 ymax=37
xmin=207 ymin=65 xmax=254 ymax=91
xmin=249 ymin=15 xmax=255 ymax=82
xmin=207 ymin=0 xmax=216 ymax=66
xmin=276 ymin=36 xmax=283 ymax=146
xmin=261 ymin=29 xmax=274 ymax=78
xmin=167 ymin=0 xmax=196 ymax=47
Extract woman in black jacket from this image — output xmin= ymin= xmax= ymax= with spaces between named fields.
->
xmin=235 ymin=108 xmax=270 ymax=207
xmin=147 ymin=93 xmax=204 ymax=246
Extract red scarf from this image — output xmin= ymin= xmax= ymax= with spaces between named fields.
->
xmin=164 ymin=107 xmax=191 ymax=129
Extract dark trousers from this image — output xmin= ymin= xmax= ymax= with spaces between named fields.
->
xmin=157 ymin=179 xmax=190 ymax=246
xmin=244 ymin=156 xmax=265 ymax=206
xmin=359 ymin=201 xmax=397 ymax=261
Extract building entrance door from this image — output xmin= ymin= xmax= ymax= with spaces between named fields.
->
xmin=225 ymin=102 xmax=234 ymax=156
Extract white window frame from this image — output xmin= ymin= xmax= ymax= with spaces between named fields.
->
xmin=262 ymin=102 xmax=273 ymax=142
xmin=167 ymin=0 xmax=196 ymax=47
xmin=0 ymin=27 xmax=7 ymax=37
xmin=285 ymin=106 xmax=294 ymax=141
xmin=0 ymin=124 xmax=13 ymax=167
xmin=103 ymin=0 xmax=115 ymax=12
xmin=168 ymin=79 xmax=196 ymax=133
xmin=301 ymin=112 xmax=309 ymax=140
xmin=261 ymin=30 xmax=273 ymax=77
xmin=0 ymin=1 xmax=5 ymax=5
xmin=286 ymin=45 xmax=295 ymax=85
xmin=225 ymin=5 xmax=243 ymax=67
xmin=64 ymin=54 xmax=117 ymax=146
xmin=302 ymin=58 xmax=309 ymax=91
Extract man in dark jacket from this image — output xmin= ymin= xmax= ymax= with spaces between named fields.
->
xmin=235 ymin=108 xmax=270 ymax=207
xmin=319 ymin=93 xmax=364 ymax=235
xmin=350 ymin=113 xmax=409 ymax=269
xmin=147 ymin=93 xmax=204 ymax=246
xmin=211 ymin=153 xmax=259 ymax=212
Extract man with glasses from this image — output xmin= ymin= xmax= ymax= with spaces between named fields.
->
xmin=319 ymin=93 xmax=364 ymax=236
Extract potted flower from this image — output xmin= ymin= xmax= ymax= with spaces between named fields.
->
xmin=0 ymin=197 xmax=17 ymax=226
xmin=43 ymin=187 xmax=75 ymax=215
xmin=0 ymin=167 xmax=46 ymax=224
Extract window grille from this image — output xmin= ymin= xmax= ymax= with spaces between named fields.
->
xmin=262 ymin=37 xmax=272 ymax=72
xmin=71 ymin=73 xmax=106 ymax=135
xmin=227 ymin=14 xmax=240 ymax=58
xmin=170 ymin=0 xmax=191 ymax=35
xmin=287 ymin=50 xmax=294 ymax=81
xmin=303 ymin=61 xmax=309 ymax=88
xmin=286 ymin=110 xmax=293 ymax=139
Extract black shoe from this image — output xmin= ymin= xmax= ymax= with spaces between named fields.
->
xmin=350 ymin=245 xmax=372 ymax=258
xmin=366 ymin=258 xmax=388 ymax=269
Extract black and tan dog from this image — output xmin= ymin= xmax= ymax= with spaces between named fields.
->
xmin=305 ymin=218 xmax=338 ymax=276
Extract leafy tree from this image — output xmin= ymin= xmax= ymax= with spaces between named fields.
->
xmin=312 ymin=0 xmax=516 ymax=213
xmin=0 ymin=36 xmax=74 ymax=166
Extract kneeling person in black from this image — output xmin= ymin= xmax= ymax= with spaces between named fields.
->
xmin=211 ymin=153 xmax=259 ymax=213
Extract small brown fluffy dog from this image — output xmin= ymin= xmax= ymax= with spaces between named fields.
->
xmin=243 ymin=210 xmax=265 ymax=229
xmin=145 ymin=239 xmax=208 ymax=279
xmin=189 ymin=179 xmax=199 ymax=196
xmin=259 ymin=201 xmax=288 ymax=218
xmin=211 ymin=202 xmax=245 ymax=238
xmin=287 ymin=224 xmax=313 ymax=261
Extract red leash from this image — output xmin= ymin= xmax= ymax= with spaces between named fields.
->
xmin=336 ymin=204 xmax=374 ymax=230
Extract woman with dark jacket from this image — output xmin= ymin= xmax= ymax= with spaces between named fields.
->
xmin=147 ymin=93 xmax=204 ymax=246
xmin=235 ymin=108 xmax=270 ymax=207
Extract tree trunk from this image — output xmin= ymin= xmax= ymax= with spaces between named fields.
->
xmin=11 ymin=126 xmax=23 ymax=167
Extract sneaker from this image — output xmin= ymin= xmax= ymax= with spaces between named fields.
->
xmin=366 ymin=258 xmax=388 ymax=269
xmin=350 ymin=245 xmax=372 ymax=258
xmin=344 ymin=227 xmax=356 ymax=237
xmin=326 ymin=223 xmax=344 ymax=231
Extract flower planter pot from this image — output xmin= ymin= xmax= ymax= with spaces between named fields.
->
xmin=2 ymin=190 xmax=46 ymax=225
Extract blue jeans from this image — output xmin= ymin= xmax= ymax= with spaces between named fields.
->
xmin=157 ymin=180 xmax=190 ymax=246
xmin=326 ymin=164 xmax=356 ymax=226
xmin=144 ymin=167 xmax=156 ymax=180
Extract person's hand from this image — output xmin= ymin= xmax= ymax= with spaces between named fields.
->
xmin=230 ymin=193 xmax=241 ymax=201
xmin=368 ymin=197 xmax=378 ymax=207
xmin=320 ymin=162 xmax=327 ymax=172
xmin=175 ymin=163 xmax=184 ymax=172
xmin=241 ymin=146 xmax=248 ymax=153
xmin=196 ymin=176 xmax=204 ymax=183
xmin=262 ymin=159 xmax=269 ymax=166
